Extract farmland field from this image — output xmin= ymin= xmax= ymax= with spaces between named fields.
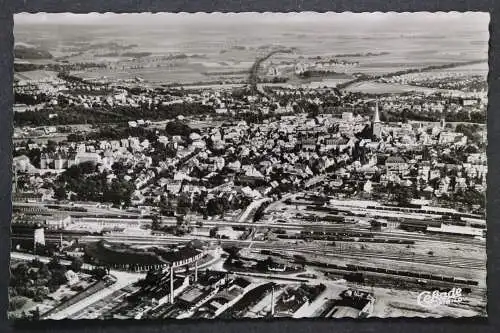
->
xmin=343 ymin=81 xmax=440 ymax=94
xmin=15 ymin=13 xmax=488 ymax=86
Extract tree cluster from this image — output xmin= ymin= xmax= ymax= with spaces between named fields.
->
xmin=56 ymin=162 xmax=135 ymax=207
xmin=9 ymin=257 xmax=69 ymax=308
xmin=14 ymin=102 xmax=215 ymax=127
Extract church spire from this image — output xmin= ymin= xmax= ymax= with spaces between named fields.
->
xmin=373 ymin=101 xmax=381 ymax=123
xmin=372 ymin=101 xmax=382 ymax=139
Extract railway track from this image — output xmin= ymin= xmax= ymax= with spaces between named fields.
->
xmin=264 ymin=247 xmax=485 ymax=270
xmin=13 ymin=232 xmax=484 ymax=270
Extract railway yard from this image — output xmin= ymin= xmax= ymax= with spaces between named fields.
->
xmin=11 ymin=190 xmax=487 ymax=319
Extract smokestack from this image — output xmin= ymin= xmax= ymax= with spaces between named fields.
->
xmin=194 ymin=260 xmax=198 ymax=283
xmin=170 ymin=265 xmax=174 ymax=304
xmin=271 ymin=286 xmax=275 ymax=317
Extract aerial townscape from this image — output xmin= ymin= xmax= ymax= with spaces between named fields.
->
xmin=10 ymin=12 xmax=487 ymax=320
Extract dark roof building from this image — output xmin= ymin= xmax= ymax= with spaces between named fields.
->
xmin=85 ymin=240 xmax=204 ymax=272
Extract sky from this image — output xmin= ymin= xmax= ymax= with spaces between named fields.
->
xmin=13 ymin=12 xmax=489 ymax=63
xmin=14 ymin=12 xmax=489 ymax=29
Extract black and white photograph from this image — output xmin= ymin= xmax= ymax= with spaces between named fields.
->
xmin=9 ymin=12 xmax=488 ymax=320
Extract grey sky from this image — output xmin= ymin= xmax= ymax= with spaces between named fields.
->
xmin=15 ymin=12 xmax=488 ymax=30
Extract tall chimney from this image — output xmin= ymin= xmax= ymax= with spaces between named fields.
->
xmin=170 ymin=265 xmax=174 ymax=304
xmin=271 ymin=286 xmax=275 ymax=317
xmin=194 ymin=260 xmax=198 ymax=283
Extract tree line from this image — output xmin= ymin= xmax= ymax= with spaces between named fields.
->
xmin=14 ymin=102 xmax=216 ymax=127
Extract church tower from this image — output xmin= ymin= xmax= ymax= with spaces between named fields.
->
xmin=372 ymin=101 xmax=382 ymax=139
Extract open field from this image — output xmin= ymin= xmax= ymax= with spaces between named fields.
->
xmin=343 ymin=81 xmax=468 ymax=95
xmin=15 ymin=13 xmax=488 ymax=86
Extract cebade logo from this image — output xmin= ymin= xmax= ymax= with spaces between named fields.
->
xmin=417 ymin=288 xmax=463 ymax=308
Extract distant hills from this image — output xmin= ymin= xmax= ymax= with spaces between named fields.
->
xmin=14 ymin=44 xmax=53 ymax=60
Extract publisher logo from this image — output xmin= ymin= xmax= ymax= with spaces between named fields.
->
xmin=417 ymin=288 xmax=463 ymax=307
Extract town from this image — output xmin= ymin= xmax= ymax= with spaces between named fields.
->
xmin=9 ymin=12 xmax=488 ymax=320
